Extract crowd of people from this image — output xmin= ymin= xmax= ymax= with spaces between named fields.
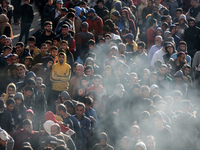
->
xmin=0 ymin=0 xmax=200 ymax=149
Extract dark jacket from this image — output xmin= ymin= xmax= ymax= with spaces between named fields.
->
xmin=20 ymin=3 xmax=34 ymax=23
xmin=0 ymin=109 xmax=13 ymax=132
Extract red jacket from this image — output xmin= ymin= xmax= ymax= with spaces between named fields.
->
xmin=86 ymin=15 xmax=103 ymax=37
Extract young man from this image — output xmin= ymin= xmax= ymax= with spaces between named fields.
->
xmin=74 ymin=103 xmax=91 ymax=150
xmin=15 ymin=42 xmax=31 ymax=63
xmin=56 ymin=104 xmax=83 ymax=150
xmin=26 ymin=36 xmax=40 ymax=58
xmin=19 ymin=0 xmax=34 ymax=45
xmin=124 ymin=33 xmax=138 ymax=52
xmin=60 ymin=40 xmax=74 ymax=66
xmin=93 ymin=132 xmax=114 ymax=150
xmin=76 ymin=86 xmax=87 ymax=103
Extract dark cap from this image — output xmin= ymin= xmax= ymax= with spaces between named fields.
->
xmin=87 ymin=8 xmax=95 ymax=14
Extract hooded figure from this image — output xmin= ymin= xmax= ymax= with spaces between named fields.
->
xmin=1 ymin=83 xmax=16 ymax=102
xmin=44 ymin=111 xmax=75 ymax=136
xmin=121 ymin=9 xmax=136 ymax=37
xmin=50 ymin=52 xmax=71 ymax=92
xmin=0 ymin=14 xmax=13 ymax=39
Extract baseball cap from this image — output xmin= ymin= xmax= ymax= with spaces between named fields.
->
xmin=0 ymin=129 xmax=9 ymax=141
xmin=87 ymin=8 xmax=95 ymax=14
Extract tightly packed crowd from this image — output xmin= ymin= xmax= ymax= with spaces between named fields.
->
xmin=0 ymin=0 xmax=200 ymax=149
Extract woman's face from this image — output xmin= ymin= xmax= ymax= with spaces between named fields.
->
xmin=2 ymin=0 xmax=7 ymax=7
xmin=167 ymin=46 xmax=173 ymax=54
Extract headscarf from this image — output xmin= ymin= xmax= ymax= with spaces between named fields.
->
xmin=0 ymin=14 xmax=13 ymax=39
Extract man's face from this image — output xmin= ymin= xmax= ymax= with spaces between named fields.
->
xmin=60 ymin=43 xmax=68 ymax=50
xmin=17 ymin=66 xmax=26 ymax=78
xmin=99 ymin=139 xmax=107 ymax=147
xmin=179 ymin=44 xmax=186 ymax=51
xmin=62 ymin=28 xmax=68 ymax=35
xmin=15 ymin=98 xmax=22 ymax=106
xmin=81 ymin=80 xmax=89 ymax=88
xmin=6 ymin=103 xmax=14 ymax=112
xmin=28 ymin=41 xmax=35 ymax=47
xmin=51 ymin=125 xmax=59 ymax=136
xmin=27 ymin=113 xmax=33 ymax=120
xmin=131 ymin=127 xmax=140 ymax=139
xmin=24 ymin=59 xmax=31 ymax=66
xmin=47 ymin=61 xmax=54 ymax=68
xmin=51 ymin=49 xmax=58 ymax=58
xmin=176 ymin=11 xmax=182 ymax=18
xmin=154 ymin=0 xmax=160 ymax=5
xmin=189 ymin=21 xmax=195 ymax=27
xmin=75 ymin=106 xmax=85 ymax=117
xmin=0 ymin=38 xmax=6 ymax=45
xmin=5 ymin=39 xmax=11 ymax=46
xmin=110 ymin=48 xmax=118 ymax=56
xmin=36 ymin=80 xmax=42 ymax=89
xmin=138 ymin=46 xmax=144 ymax=54
xmin=142 ymin=90 xmax=149 ymax=98
xmin=85 ymin=69 xmax=92 ymax=77
xmin=155 ymin=37 xmax=162 ymax=47
xmin=171 ymin=27 xmax=176 ymax=34
xmin=179 ymin=54 xmax=186 ymax=63
xmin=40 ymin=46 xmax=47 ymax=53
xmin=78 ymin=89 xmax=85 ymax=96
xmin=111 ymin=15 xmax=116 ymax=21
xmin=16 ymin=45 xmax=23 ymax=56
xmin=159 ymin=67 xmax=167 ymax=76
xmin=56 ymin=3 xmax=62 ymax=10
xmin=11 ymin=56 xmax=18 ymax=64
xmin=184 ymin=68 xmax=190 ymax=75
xmin=4 ymin=49 xmax=11 ymax=56
xmin=98 ymin=2 xmax=103 ymax=8
xmin=191 ymin=0 xmax=197 ymax=7
xmin=94 ymin=79 xmax=101 ymax=87
xmin=24 ymin=90 xmax=32 ymax=98
xmin=76 ymin=66 xmax=83 ymax=76
xmin=45 ymin=24 xmax=52 ymax=32
xmin=122 ymin=12 xmax=127 ymax=19
xmin=53 ymin=40 xmax=59 ymax=47
xmin=58 ymin=55 xmax=64 ymax=64
xmin=56 ymin=107 xmax=61 ymax=116
xmin=8 ymin=87 xmax=15 ymax=95
xmin=24 ymin=124 xmax=31 ymax=132
xmin=0 ymin=139 xmax=8 ymax=147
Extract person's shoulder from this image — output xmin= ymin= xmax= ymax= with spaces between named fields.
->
xmin=107 ymin=144 xmax=114 ymax=150
xmin=83 ymin=116 xmax=91 ymax=122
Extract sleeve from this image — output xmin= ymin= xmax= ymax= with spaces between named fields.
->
xmin=66 ymin=136 xmax=77 ymax=150
xmin=50 ymin=65 xmax=71 ymax=82
xmin=69 ymin=39 xmax=76 ymax=53
xmin=4 ymin=26 xmax=11 ymax=37
xmin=73 ymin=118 xmax=83 ymax=150
xmin=31 ymin=6 xmax=34 ymax=22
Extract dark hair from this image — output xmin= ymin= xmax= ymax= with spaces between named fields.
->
xmin=137 ymin=41 xmax=146 ymax=48
xmin=40 ymin=43 xmax=47 ymax=48
xmin=85 ymin=65 xmax=94 ymax=72
xmin=161 ymin=16 xmax=167 ymax=22
xmin=88 ymin=39 xmax=95 ymax=45
xmin=150 ymin=18 xmax=157 ymax=26
xmin=76 ymin=102 xmax=85 ymax=109
xmin=53 ymin=37 xmax=61 ymax=42
xmin=80 ymin=76 xmax=89 ymax=82
xmin=24 ymin=86 xmax=34 ymax=92
xmin=16 ymin=42 xmax=24 ymax=47
xmin=177 ymin=51 xmax=185 ymax=58
xmin=67 ymin=12 xmax=75 ymax=19
xmin=176 ymin=8 xmax=183 ymax=13
xmin=99 ymin=132 xmax=108 ymax=140
xmin=28 ymin=36 xmax=36 ymax=42
xmin=83 ymin=97 xmax=93 ymax=105
xmin=6 ymin=98 xmax=15 ymax=106
xmin=51 ymin=46 xmax=58 ymax=51
xmin=57 ymin=104 xmax=67 ymax=112
xmin=64 ymin=100 xmax=74 ymax=109
xmin=23 ymin=119 xmax=32 ymax=126
xmin=44 ymin=21 xmax=52 ymax=26
xmin=179 ymin=41 xmax=187 ymax=46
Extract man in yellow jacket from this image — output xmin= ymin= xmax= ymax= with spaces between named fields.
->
xmin=50 ymin=52 xmax=71 ymax=110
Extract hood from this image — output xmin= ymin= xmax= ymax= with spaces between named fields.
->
xmin=122 ymin=9 xmax=130 ymax=20
xmin=14 ymin=92 xmax=24 ymax=101
xmin=163 ymin=31 xmax=171 ymax=40
xmin=60 ymin=91 xmax=71 ymax=100
xmin=42 ymin=56 xmax=54 ymax=68
xmin=114 ymin=1 xmax=122 ymax=12
xmin=174 ymin=70 xmax=184 ymax=79
xmin=43 ymin=120 xmax=55 ymax=135
xmin=74 ymin=6 xmax=82 ymax=17
xmin=57 ymin=52 xmax=67 ymax=65
xmin=44 ymin=111 xmax=59 ymax=123
xmin=179 ymin=14 xmax=187 ymax=22
xmin=3 ymin=83 xmax=16 ymax=102
xmin=177 ymin=45 xmax=187 ymax=53
xmin=24 ymin=71 xmax=36 ymax=83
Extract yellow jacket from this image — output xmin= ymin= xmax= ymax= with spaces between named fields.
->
xmin=2 ymin=83 xmax=16 ymax=102
xmin=50 ymin=52 xmax=71 ymax=91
